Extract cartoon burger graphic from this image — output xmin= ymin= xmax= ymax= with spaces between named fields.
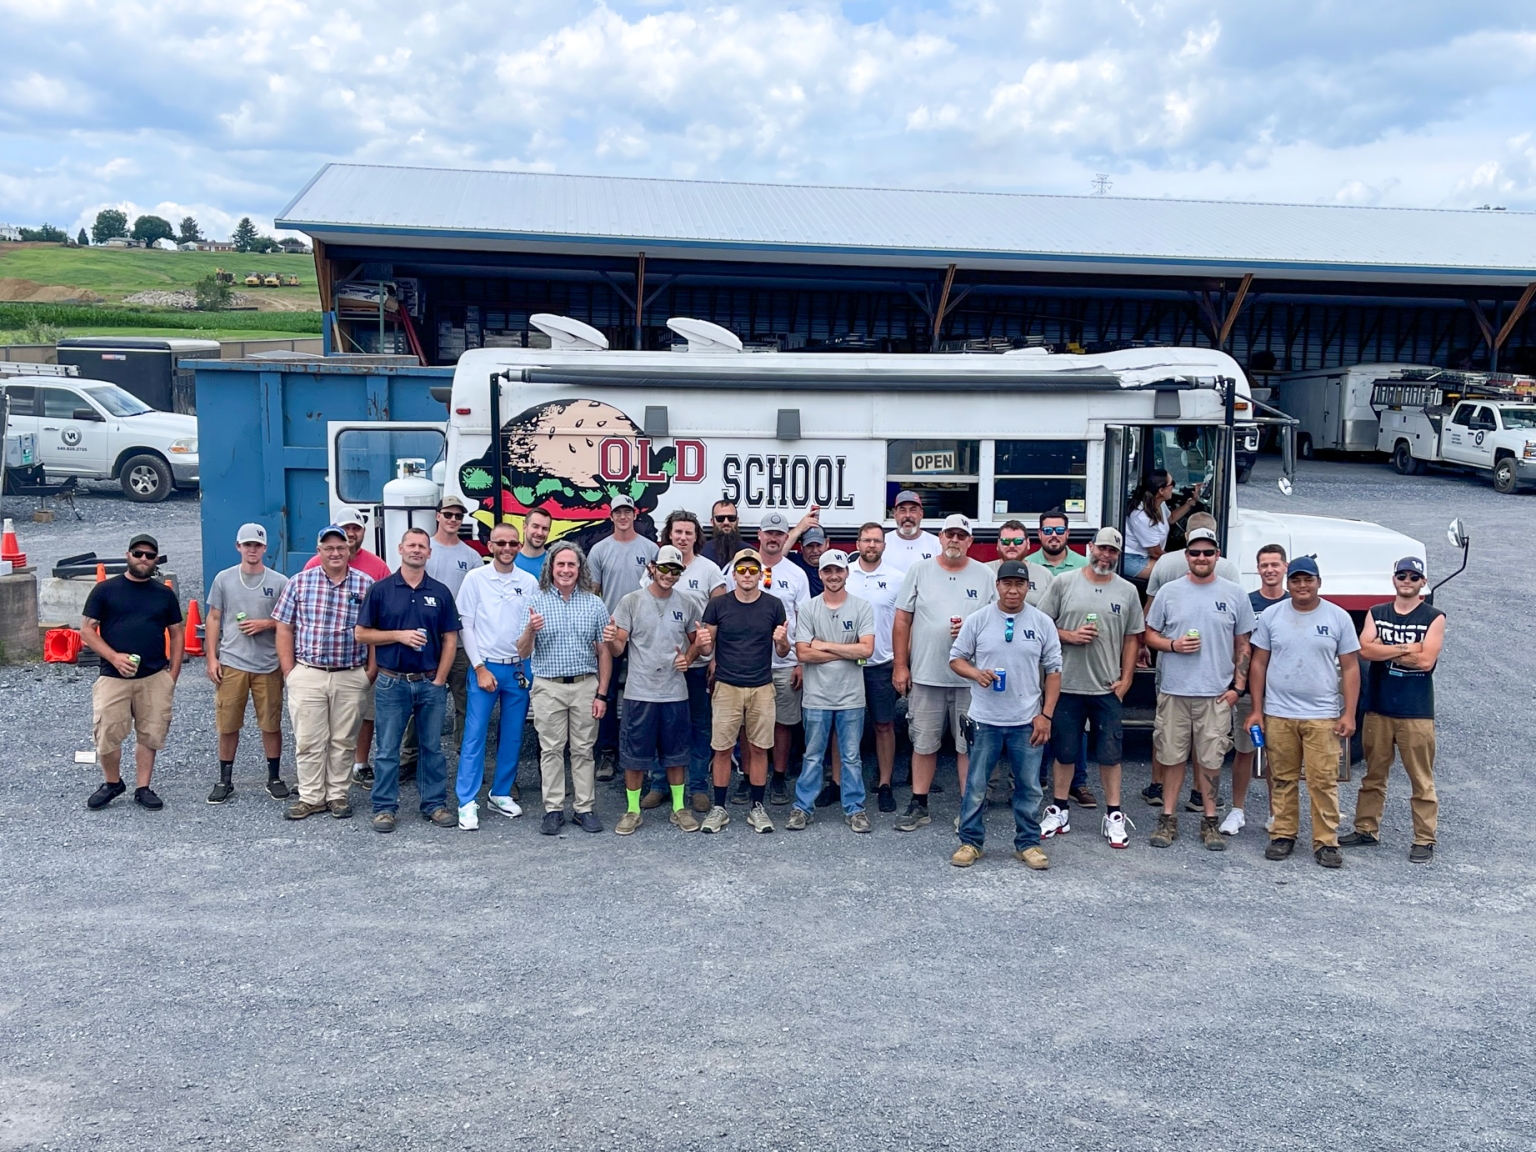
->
xmin=457 ymin=399 xmax=675 ymax=544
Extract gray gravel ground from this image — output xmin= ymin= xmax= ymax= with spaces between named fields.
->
xmin=3 ymin=458 xmax=1534 ymax=1151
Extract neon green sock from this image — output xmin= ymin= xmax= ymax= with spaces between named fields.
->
xmin=670 ymin=783 xmax=685 ymax=811
xmin=626 ymin=788 xmax=642 ymax=814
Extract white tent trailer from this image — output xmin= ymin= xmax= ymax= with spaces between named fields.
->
xmin=1275 ymin=363 xmax=1431 ymax=458
xmin=329 ymin=328 xmax=1421 ymax=611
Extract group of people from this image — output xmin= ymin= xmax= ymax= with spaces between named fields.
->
xmin=78 ymin=488 xmax=1444 ymax=868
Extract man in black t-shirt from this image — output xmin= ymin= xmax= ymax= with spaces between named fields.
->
xmin=1341 ymin=556 xmax=1445 ymax=862
xmin=699 ymin=548 xmax=789 ymax=835
xmin=81 ymin=533 xmax=185 ymax=811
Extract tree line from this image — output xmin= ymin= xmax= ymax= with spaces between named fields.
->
xmin=8 ymin=210 xmax=292 ymax=253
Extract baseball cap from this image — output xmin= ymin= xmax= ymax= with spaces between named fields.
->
xmin=941 ymin=513 xmax=972 ymax=535
xmin=893 ymin=490 xmax=923 ymax=507
xmin=1287 ymin=556 xmax=1320 ymax=579
xmin=802 ymin=526 xmax=828 ymax=546
xmin=731 ymin=547 xmax=763 ymax=568
xmin=655 ymin=544 xmax=685 ymax=568
xmin=317 ymin=524 xmax=347 ymax=545
xmin=439 ymin=494 xmax=468 ymax=512
xmin=336 ymin=509 xmax=367 ymax=528
xmin=1092 ymin=527 xmax=1123 ymax=549
xmin=1395 ymin=555 xmax=1426 ymax=577
xmin=758 ymin=511 xmax=790 ymax=534
xmin=996 ymin=560 xmax=1030 ymax=580
xmin=127 ymin=532 xmax=159 ymax=553
xmin=236 ymin=523 xmax=267 ymax=546
xmin=1186 ymin=527 xmax=1219 ymax=546
xmin=610 ymin=494 xmax=637 ymax=512
xmin=817 ymin=548 xmax=850 ymax=571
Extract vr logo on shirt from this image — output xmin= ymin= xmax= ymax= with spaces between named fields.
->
xmin=263 ymin=587 xmax=277 ymax=598
xmin=842 ymin=619 xmax=855 ymax=631
xmin=966 ymin=589 xmax=978 ymax=599
xmin=1316 ymin=624 xmax=1332 ymax=636
xmin=1110 ymin=603 xmax=1121 ymax=615
xmin=424 ymin=596 xmax=438 ymax=607
xmin=672 ymin=610 xmax=685 ymax=622
xmin=878 ymin=581 xmax=888 ymax=590
xmin=1214 ymin=600 xmax=1228 ymax=613
xmin=1018 ymin=629 xmax=1037 ymax=640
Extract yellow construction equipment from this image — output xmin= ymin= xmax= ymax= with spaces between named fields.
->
xmin=262 ymin=273 xmax=281 ymax=287
xmin=214 ymin=268 xmax=234 ymax=285
xmin=282 ymin=275 xmax=301 ymax=287
xmin=243 ymin=273 xmax=261 ymax=287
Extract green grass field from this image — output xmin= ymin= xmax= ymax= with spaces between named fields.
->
xmin=0 ymin=243 xmax=320 ymax=309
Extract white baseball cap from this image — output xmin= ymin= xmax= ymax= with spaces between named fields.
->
xmin=940 ymin=513 xmax=972 ymax=535
xmin=236 ymin=522 xmax=267 ymax=545
xmin=817 ymin=549 xmax=851 ymax=571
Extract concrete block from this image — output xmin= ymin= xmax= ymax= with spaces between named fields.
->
xmin=38 ymin=572 xmax=179 ymax=625
xmin=0 ymin=572 xmax=41 ymax=663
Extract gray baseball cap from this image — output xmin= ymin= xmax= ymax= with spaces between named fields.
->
xmin=802 ymin=527 xmax=828 ymax=545
xmin=758 ymin=511 xmax=790 ymax=533
xmin=893 ymin=490 xmax=923 ymax=508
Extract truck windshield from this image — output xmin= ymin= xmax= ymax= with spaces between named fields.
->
xmin=1498 ymin=407 xmax=1536 ymax=429
xmin=83 ymin=384 xmax=153 ymax=417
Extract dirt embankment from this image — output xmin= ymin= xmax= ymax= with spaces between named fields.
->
xmin=0 ymin=278 xmax=104 ymax=303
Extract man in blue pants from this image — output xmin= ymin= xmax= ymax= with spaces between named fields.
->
xmin=948 ymin=561 xmax=1062 ymax=870
xmin=453 ymin=521 xmax=538 ymax=830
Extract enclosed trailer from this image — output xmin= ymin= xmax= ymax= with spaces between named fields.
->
xmin=56 ymin=337 xmax=221 ymax=413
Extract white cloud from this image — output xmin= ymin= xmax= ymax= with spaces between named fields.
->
xmin=0 ymin=0 xmax=1534 ymax=234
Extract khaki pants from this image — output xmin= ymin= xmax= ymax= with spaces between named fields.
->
xmin=1266 ymin=715 xmax=1344 ymax=851
xmin=531 ymin=676 xmax=599 ymax=814
xmin=287 ymin=664 xmax=369 ymax=806
xmin=1354 ymin=712 xmax=1438 ymax=845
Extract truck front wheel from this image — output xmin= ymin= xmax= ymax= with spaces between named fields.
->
xmin=1390 ymin=441 xmax=1421 ymax=476
xmin=1493 ymin=457 xmax=1519 ymax=495
xmin=121 ymin=454 xmax=173 ymax=502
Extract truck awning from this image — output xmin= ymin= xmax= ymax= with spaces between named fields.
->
xmin=517 ymin=367 xmax=1125 ymax=392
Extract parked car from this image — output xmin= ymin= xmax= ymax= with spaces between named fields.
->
xmin=0 ymin=377 xmax=198 ymax=501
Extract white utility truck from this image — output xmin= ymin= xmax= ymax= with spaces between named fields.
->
xmin=1372 ymin=369 xmax=1536 ymax=493
xmin=327 ymin=315 xmax=1423 ymax=613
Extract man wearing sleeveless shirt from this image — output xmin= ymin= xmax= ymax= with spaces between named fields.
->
xmin=1341 ymin=556 xmax=1444 ymax=863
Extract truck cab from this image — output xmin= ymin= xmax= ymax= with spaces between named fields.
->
xmin=1375 ymin=377 xmax=1536 ymax=493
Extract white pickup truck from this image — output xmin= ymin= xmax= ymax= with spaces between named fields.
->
xmin=0 ymin=374 xmax=199 ymax=501
xmin=1374 ymin=383 xmax=1536 ymax=494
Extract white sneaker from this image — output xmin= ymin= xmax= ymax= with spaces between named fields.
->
xmin=1220 ymin=808 xmax=1246 ymax=836
xmin=486 ymin=794 xmax=522 ymax=818
xmin=1102 ymin=810 xmax=1133 ymax=849
xmin=1040 ymin=804 xmax=1071 ymax=839
xmin=458 ymin=802 xmax=479 ymax=831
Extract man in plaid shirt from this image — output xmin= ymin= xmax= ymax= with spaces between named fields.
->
xmin=273 ymin=525 xmax=376 ymax=820
xmin=518 ymin=540 xmax=612 ymax=836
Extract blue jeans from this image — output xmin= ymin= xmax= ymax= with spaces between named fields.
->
xmin=960 ymin=721 xmax=1045 ymax=851
xmin=796 ymin=708 xmax=866 ymax=815
xmin=372 ymin=674 xmax=449 ymax=816
xmin=456 ymin=661 xmax=530 ymax=807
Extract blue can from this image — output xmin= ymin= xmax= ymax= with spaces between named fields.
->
xmin=992 ymin=668 xmax=1007 ymax=692
xmin=1249 ymin=724 xmax=1265 ymax=749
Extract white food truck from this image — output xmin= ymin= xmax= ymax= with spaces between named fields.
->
xmin=327 ymin=316 xmax=1422 ymax=613
xmin=1275 ymin=363 xmax=1430 ymax=459
xmin=1373 ymin=371 xmax=1536 ymax=493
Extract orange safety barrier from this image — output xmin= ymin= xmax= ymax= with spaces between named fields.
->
xmin=44 ymin=628 xmax=82 ymax=663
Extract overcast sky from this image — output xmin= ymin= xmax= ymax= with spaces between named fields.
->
xmin=2 ymin=1 xmax=1534 ymax=240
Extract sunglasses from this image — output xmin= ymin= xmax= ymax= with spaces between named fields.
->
xmin=1186 ymin=549 xmax=1218 ymax=558
xmin=656 ymin=564 xmax=685 ymax=576
xmin=440 ymin=510 xmax=464 ymax=520
xmin=1394 ymin=572 xmax=1424 ymax=582
xmin=129 ymin=549 xmax=157 ymax=560
xmin=490 ymin=540 xmax=519 ymax=548
xmin=714 ymin=514 xmax=738 ymax=523
xmin=998 ymin=536 xmax=1026 ymax=546
xmin=1039 ymin=526 xmax=1067 ymax=536
xmin=1004 ymin=617 xmax=1015 ymax=643
xmin=733 ymin=564 xmax=761 ymax=575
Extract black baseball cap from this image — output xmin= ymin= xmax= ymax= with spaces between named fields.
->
xmin=996 ymin=560 xmax=1030 ymax=581
xmin=1395 ymin=555 xmax=1426 ymax=577
xmin=127 ymin=533 xmax=159 ymax=554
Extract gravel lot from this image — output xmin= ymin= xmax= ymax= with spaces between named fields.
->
xmin=2 ymin=459 xmax=1532 ymax=1152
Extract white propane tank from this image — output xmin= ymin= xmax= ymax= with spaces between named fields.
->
xmin=381 ymin=458 xmax=441 ymax=570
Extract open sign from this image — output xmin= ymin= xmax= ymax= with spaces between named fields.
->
xmin=911 ymin=451 xmax=955 ymax=473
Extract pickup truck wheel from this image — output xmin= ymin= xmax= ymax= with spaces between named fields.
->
xmin=121 ymin=454 xmax=172 ymax=502
xmin=1391 ymin=441 xmax=1419 ymax=476
xmin=1493 ymin=457 xmax=1519 ymax=495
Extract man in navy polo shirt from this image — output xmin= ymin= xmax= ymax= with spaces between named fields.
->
xmin=356 ymin=527 xmax=462 ymax=833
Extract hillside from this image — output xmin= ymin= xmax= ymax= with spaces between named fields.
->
xmin=0 ymin=243 xmax=320 ymax=310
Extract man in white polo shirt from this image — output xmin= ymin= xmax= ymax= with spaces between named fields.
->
xmin=884 ymin=489 xmax=940 ymax=575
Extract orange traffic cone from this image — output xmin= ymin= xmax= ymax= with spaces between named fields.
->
xmin=165 ymin=578 xmax=175 ymax=659
xmin=184 ymin=600 xmax=205 ymax=657
xmin=0 ymin=518 xmax=25 ymax=568
xmin=95 ymin=562 xmax=106 ymax=582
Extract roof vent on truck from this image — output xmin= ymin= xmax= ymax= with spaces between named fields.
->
xmin=528 ymin=314 xmax=610 ymax=351
xmin=666 ymin=317 xmax=743 ymax=354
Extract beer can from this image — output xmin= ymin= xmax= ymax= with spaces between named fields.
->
xmin=991 ymin=668 xmax=1007 ymax=692
xmin=950 ymin=615 xmax=963 ymax=626
xmin=1085 ymin=613 xmax=1098 ymax=625
xmin=1249 ymin=724 xmax=1265 ymax=749
xmin=1185 ymin=629 xmax=1200 ymax=639
xmin=235 ymin=612 xmax=248 ymax=622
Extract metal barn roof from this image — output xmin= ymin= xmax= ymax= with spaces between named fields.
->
xmin=277 ymin=163 xmax=1536 ymax=285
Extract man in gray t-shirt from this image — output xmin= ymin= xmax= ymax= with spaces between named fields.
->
xmin=588 ymin=495 xmax=661 ymax=775
xmin=791 ymin=551 xmax=875 ymax=828
xmin=1246 ymin=556 xmax=1361 ymax=866
xmin=605 ymin=546 xmax=707 ymax=835
xmin=946 ymin=560 xmax=1062 ymax=869
xmin=892 ymin=514 xmax=998 ymax=831
xmin=1143 ymin=527 xmax=1256 ymax=850
xmin=205 ymin=523 xmax=291 ymax=804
